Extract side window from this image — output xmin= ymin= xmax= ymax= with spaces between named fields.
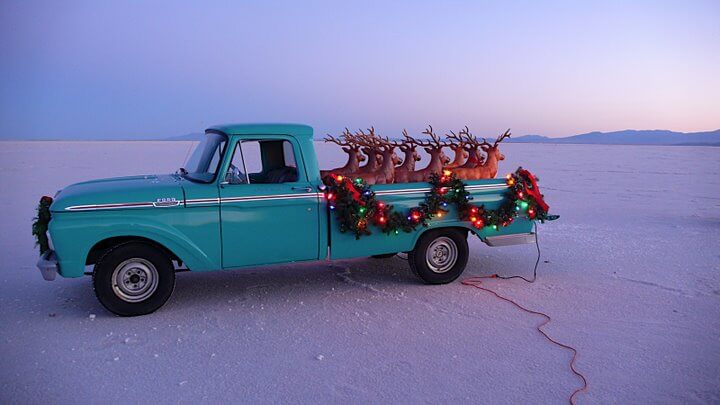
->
xmin=227 ymin=139 xmax=300 ymax=184
xmin=282 ymin=140 xmax=297 ymax=168
xmin=241 ymin=141 xmax=263 ymax=175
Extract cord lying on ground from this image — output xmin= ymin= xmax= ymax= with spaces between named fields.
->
xmin=462 ymin=223 xmax=588 ymax=404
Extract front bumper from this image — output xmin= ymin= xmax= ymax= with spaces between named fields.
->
xmin=37 ymin=250 xmax=59 ymax=281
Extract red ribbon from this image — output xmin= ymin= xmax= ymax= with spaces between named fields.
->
xmin=518 ymin=169 xmax=549 ymax=213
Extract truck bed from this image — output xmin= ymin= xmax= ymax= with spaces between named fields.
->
xmin=327 ymin=178 xmax=534 ymax=259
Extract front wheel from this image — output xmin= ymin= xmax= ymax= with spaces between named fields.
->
xmin=93 ymin=242 xmax=175 ymax=316
xmin=408 ymin=229 xmax=469 ymax=284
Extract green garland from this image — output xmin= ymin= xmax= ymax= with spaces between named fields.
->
xmin=323 ymin=167 xmax=556 ymax=239
xmin=32 ymin=196 xmax=53 ymax=255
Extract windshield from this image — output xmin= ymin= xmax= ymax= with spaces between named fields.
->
xmin=182 ymin=132 xmax=227 ymax=183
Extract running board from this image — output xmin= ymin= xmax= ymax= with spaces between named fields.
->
xmin=484 ymin=232 xmax=536 ymax=247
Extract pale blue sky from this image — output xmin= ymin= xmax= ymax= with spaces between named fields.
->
xmin=1 ymin=1 xmax=718 ymax=139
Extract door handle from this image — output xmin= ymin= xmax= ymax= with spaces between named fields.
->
xmin=292 ymin=186 xmax=313 ymax=192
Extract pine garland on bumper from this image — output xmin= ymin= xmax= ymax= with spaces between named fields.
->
xmin=32 ymin=196 xmax=53 ymax=255
xmin=323 ymin=167 xmax=556 ymax=239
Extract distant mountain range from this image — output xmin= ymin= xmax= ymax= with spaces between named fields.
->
xmin=506 ymin=129 xmax=720 ymax=146
xmin=163 ymin=129 xmax=720 ymax=146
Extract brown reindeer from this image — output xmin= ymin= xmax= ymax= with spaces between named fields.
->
xmin=320 ymin=129 xmax=366 ymax=178
xmin=444 ymin=128 xmax=470 ymax=169
xmin=355 ymin=127 xmax=384 ymax=174
xmin=457 ymin=128 xmax=486 ymax=169
xmin=452 ymin=129 xmax=511 ymax=180
xmin=404 ymin=126 xmax=451 ymax=183
xmin=354 ymin=136 xmax=402 ymax=185
xmin=393 ymin=130 xmax=422 ymax=184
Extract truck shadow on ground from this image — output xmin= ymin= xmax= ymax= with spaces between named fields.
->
xmin=59 ymin=256 xmax=420 ymax=318
xmin=170 ymin=256 xmax=419 ymax=308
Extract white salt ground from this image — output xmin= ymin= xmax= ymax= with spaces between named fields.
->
xmin=0 ymin=141 xmax=718 ymax=403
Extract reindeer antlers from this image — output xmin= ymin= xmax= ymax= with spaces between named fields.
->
xmin=327 ymin=125 xmax=509 ymax=152
xmin=323 ymin=128 xmax=355 ymax=146
xmin=402 ymin=125 xmax=448 ymax=149
xmin=446 ymin=126 xmax=470 ymax=145
xmin=492 ymin=128 xmax=511 ymax=148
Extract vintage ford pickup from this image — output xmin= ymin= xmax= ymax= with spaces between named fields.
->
xmin=38 ymin=123 xmax=543 ymax=316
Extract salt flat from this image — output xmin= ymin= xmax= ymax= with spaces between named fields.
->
xmin=0 ymin=141 xmax=719 ymax=403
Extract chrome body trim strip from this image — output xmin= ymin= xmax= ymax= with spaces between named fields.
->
xmin=65 ymin=202 xmax=155 ymax=211
xmin=220 ymin=192 xmax=321 ymax=204
xmin=374 ymin=183 xmax=507 ymax=196
xmin=64 ymin=184 xmax=507 ymax=211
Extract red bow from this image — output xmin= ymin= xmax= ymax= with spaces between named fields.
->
xmin=518 ymin=169 xmax=549 ymax=213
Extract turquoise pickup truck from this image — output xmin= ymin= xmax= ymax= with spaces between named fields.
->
xmin=38 ymin=123 xmax=543 ymax=316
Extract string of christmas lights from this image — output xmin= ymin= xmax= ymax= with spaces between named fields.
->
xmin=323 ymin=167 xmax=556 ymax=239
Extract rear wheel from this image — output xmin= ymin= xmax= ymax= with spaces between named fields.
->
xmin=408 ymin=229 xmax=469 ymax=284
xmin=93 ymin=242 xmax=175 ymax=316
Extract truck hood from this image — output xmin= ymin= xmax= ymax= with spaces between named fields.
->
xmin=51 ymin=174 xmax=185 ymax=212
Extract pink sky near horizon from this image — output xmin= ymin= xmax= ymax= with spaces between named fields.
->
xmin=0 ymin=1 xmax=718 ymax=140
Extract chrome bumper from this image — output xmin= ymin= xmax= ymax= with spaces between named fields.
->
xmin=36 ymin=250 xmax=58 ymax=281
xmin=484 ymin=232 xmax=536 ymax=247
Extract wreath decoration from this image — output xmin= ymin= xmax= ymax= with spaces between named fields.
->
xmin=32 ymin=196 xmax=54 ymax=255
xmin=323 ymin=167 xmax=557 ymax=239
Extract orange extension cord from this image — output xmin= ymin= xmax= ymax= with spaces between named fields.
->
xmin=462 ymin=225 xmax=588 ymax=404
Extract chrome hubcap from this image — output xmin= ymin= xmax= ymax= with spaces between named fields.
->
xmin=111 ymin=258 xmax=159 ymax=303
xmin=425 ymin=236 xmax=458 ymax=273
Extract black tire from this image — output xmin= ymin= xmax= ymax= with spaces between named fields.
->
xmin=408 ymin=229 xmax=469 ymax=284
xmin=371 ymin=253 xmax=397 ymax=259
xmin=93 ymin=242 xmax=175 ymax=316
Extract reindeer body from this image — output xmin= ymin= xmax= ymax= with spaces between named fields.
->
xmin=452 ymin=129 xmax=510 ymax=180
xmin=357 ymin=147 xmax=382 ymax=173
xmin=452 ymin=148 xmax=504 ymax=179
xmin=393 ymin=131 xmax=422 ymax=184
xmin=356 ymin=147 xmax=401 ymax=185
xmin=404 ymin=126 xmax=451 ymax=183
xmin=320 ymin=147 xmax=365 ymax=178
xmin=444 ymin=143 xmax=468 ymax=169
xmin=354 ymin=132 xmax=402 ymax=185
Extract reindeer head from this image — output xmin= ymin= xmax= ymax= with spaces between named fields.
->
xmin=355 ymin=127 xmax=384 ymax=165
xmin=479 ymin=129 xmax=511 ymax=161
xmin=447 ymin=127 xmax=470 ymax=161
xmin=400 ymin=129 xmax=422 ymax=162
xmin=325 ymin=128 xmax=366 ymax=165
xmin=380 ymin=137 xmax=402 ymax=166
xmin=406 ymin=125 xmax=450 ymax=164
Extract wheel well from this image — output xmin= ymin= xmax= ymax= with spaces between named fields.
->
xmin=414 ymin=226 xmax=468 ymax=248
xmin=86 ymin=236 xmax=180 ymax=266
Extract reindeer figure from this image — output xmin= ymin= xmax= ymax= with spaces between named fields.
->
xmin=444 ymin=127 xmax=470 ymax=169
xmin=404 ymin=126 xmax=451 ymax=183
xmin=452 ymin=129 xmax=511 ymax=180
xmin=457 ymin=128 xmax=485 ymax=169
xmin=320 ymin=129 xmax=366 ymax=178
xmin=393 ymin=130 xmax=422 ymax=184
xmin=354 ymin=136 xmax=402 ymax=185
xmin=355 ymin=127 xmax=384 ymax=174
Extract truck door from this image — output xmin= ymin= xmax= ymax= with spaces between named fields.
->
xmin=219 ymin=137 xmax=321 ymax=268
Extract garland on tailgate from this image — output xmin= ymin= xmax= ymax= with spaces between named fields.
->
xmin=323 ymin=167 xmax=557 ymax=239
xmin=32 ymin=196 xmax=53 ymax=255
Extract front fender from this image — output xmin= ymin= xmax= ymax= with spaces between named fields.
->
xmin=49 ymin=209 xmax=222 ymax=278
